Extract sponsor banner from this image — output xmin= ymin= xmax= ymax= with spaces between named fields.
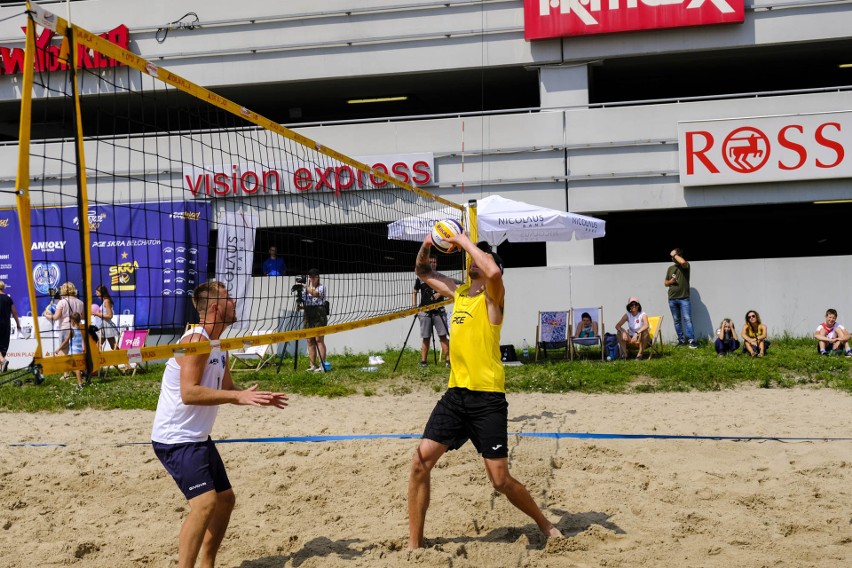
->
xmin=215 ymin=212 xmax=257 ymax=329
xmin=5 ymin=201 xmax=210 ymax=329
xmin=183 ymin=153 xmax=435 ymax=198
xmin=524 ymin=0 xmax=744 ymax=40
xmin=678 ymin=111 xmax=851 ymax=186
xmin=0 ymin=211 xmax=28 ymax=314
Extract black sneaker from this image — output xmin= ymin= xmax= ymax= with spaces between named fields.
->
xmin=419 ymin=361 xmax=428 ymax=368
xmin=688 ymin=340 xmax=698 ymax=349
xmin=820 ymin=350 xmax=828 ymax=356
xmin=676 ymin=340 xmax=687 ymax=347
xmin=0 ymin=359 xmax=8 ymax=373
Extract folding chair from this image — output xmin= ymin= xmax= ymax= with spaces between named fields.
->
xmin=534 ymin=311 xmax=569 ymax=362
xmin=646 ymin=315 xmax=665 ymax=358
xmin=570 ymin=306 xmax=604 ymax=361
xmin=117 ymin=329 xmax=149 ymax=376
xmin=230 ymin=332 xmax=275 ymax=372
xmin=624 ymin=315 xmax=665 ymax=359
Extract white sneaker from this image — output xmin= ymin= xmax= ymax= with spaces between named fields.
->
xmin=1 ymin=359 xmax=8 ymax=373
xmin=307 ymin=365 xmax=317 ymax=372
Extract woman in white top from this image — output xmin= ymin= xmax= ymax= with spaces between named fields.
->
xmin=44 ymin=281 xmax=85 ymax=356
xmin=92 ymin=284 xmax=119 ymax=350
xmin=615 ymin=296 xmax=650 ymax=360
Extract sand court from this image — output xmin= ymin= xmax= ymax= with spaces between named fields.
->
xmin=2 ymin=386 xmax=851 ymax=567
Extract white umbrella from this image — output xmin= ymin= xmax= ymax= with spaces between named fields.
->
xmin=388 ymin=194 xmax=605 ymax=246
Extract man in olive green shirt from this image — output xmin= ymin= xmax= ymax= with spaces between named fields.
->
xmin=664 ymin=248 xmax=696 ymax=348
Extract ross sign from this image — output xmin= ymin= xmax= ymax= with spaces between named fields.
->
xmin=524 ymin=0 xmax=744 ymax=40
xmin=678 ymin=111 xmax=851 ymax=186
xmin=183 ymin=153 xmax=435 ymax=198
xmin=0 ymin=24 xmax=129 ymax=75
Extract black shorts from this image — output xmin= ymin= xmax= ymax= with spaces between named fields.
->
xmin=304 ymin=305 xmax=328 ymax=329
xmin=152 ymin=437 xmax=232 ymax=500
xmin=422 ymin=387 xmax=509 ymax=459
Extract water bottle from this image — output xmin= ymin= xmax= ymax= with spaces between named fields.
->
xmin=522 ymin=338 xmax=529 ymax=359
xmin=359 ymin=366 xmax=378 ymax=372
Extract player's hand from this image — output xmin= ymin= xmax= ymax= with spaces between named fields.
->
xmin=236 ymin=384 xmax=289 ymax=408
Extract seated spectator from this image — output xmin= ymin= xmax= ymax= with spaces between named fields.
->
xmin=741 ymin=310 xmax=770 ymax=357
xmin=814 ymin=308 xmax=852 ymax=357
xmin=573 ymin=311 xmax=598 ymax=339
xmin=615 ymin=297 xmax=650 ymax=360
xmin=262 ymin=246 xmax=286 ymax=276
xmin=714 ymin=318 xmax=740 ymax=355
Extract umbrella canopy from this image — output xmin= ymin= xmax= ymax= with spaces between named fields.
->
xmin=387 ymin=194 xmax=605 ymax=246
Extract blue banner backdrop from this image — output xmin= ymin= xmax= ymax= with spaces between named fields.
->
xmin=0 ymin=210 xmax=28 ymax=314
xmin=7 ymin=201 xmax=210 ymax=330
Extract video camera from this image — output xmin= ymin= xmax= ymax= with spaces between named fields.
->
xmin=291 ymin=275 xmax=307 ymax=307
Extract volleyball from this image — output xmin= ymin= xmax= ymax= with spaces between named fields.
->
xmin=431 ymin=219 xmax=463 ymax=253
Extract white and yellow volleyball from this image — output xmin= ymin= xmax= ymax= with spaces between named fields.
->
xmin=430 ymin=219 xmax=464 ymax=253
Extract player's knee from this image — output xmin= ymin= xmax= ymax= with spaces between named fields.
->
xmin=218 ymin=489 xmax=236 ymax=511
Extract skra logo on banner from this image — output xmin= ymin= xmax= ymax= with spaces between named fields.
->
xmin=524 ymin=0 xmax=744 ymax=40
xmin=33 ymin=263 xmax=61 ymax=295
xmin=0 ymin=218 xmax=8 ymax=228
xmin=73 ymin=209 xmax=107 ymax=230
xmin=110 ymin=260 xmax=139 ymax=291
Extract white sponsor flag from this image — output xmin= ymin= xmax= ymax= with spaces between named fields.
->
xmin=215 ymin=211 xmax=257 ymax=329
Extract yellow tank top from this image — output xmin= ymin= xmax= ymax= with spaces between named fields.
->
xmin=447 ymin=283 xmax=505 ymax=393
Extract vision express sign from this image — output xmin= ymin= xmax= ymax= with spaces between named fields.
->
xmin=524 ymin=0 xmax=744 ymax=40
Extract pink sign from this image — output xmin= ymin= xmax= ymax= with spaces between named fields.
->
xmin=119 ymin=330 xmax=148 ymax=350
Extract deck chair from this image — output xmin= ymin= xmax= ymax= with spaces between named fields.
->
xmin=569 ymin=306 xmax=605 ymax=361
xmin=117 ymin=329 xmax=149 ymax=376
xmin=534 ymin=311 xmax=569 ymax=362
xmin=623 ymin=315 xmax=665 ymax=359
xmin=230 ymin=332 xmax=275 ymax=372
xmin=646 ymin=315 xmax=665 ymax=358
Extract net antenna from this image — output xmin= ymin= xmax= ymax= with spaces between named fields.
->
xmin=14 ymin=2 xmax=467 ymax=376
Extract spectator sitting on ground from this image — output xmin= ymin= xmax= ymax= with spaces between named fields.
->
xmin=615 ymin=297 xmax=650 ymax=360
xmin=742 ymin=310 xmax=770 ymax=357
xmin=573 ymin=311 xmax=598 ymax=339
xmin=814 ymin=308 xmax=852 ymax=357
xmin=714 ymin=318 xmax=740 ymax=356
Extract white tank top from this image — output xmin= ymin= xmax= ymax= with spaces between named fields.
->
xmin=151 ymin=327 xmax=227 ymax=444
xmin=626 ymin=311 xmax=646 ymax=334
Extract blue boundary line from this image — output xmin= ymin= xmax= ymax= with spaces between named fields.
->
xmin=9 ymin=431 xmax=852 ymax=447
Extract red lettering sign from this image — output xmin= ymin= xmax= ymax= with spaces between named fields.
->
xmin=681 ymin=117 xmax=847 ymax=186
xmin=184 ymin=159 xmax=435 ymax=198
xmin=524 ymin=0 xmax=744 ymax=40
xmin=0 ymin=24 xmax=129 ymax=75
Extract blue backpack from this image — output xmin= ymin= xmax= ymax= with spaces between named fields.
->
xmin=604 ymin=333 xmax=620 ymax=361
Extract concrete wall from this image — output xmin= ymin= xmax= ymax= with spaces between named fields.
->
xmin=323 ymin=254 xmax=852 ymax=354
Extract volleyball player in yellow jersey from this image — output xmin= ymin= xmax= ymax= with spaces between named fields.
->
xmin=407 ymin=231 xmax=563 ymax=550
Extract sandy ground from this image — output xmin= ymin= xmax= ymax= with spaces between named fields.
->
xmin=2 ymin=386 xmax=852 ymax=567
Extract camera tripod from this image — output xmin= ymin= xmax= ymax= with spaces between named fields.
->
xmin=275 ymin=286 xmax=306 ymax=373
xmin=393 ymin=309 xmax=448 ymax=372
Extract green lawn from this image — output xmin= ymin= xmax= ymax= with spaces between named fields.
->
xmin=1 ymin=337 xmax=850 ymax=412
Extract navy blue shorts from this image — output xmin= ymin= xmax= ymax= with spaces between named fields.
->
xmin=152 ymin=437 xmax=232 ymax=500
xmin=422 ymin=387 xmax=509 ymax=459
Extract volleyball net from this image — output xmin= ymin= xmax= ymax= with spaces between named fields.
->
xmin=12 ymin=3 xmax=468 ymax=376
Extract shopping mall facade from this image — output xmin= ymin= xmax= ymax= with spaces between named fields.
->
xmin=0 ymin=0 xmax=850 ymax=352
